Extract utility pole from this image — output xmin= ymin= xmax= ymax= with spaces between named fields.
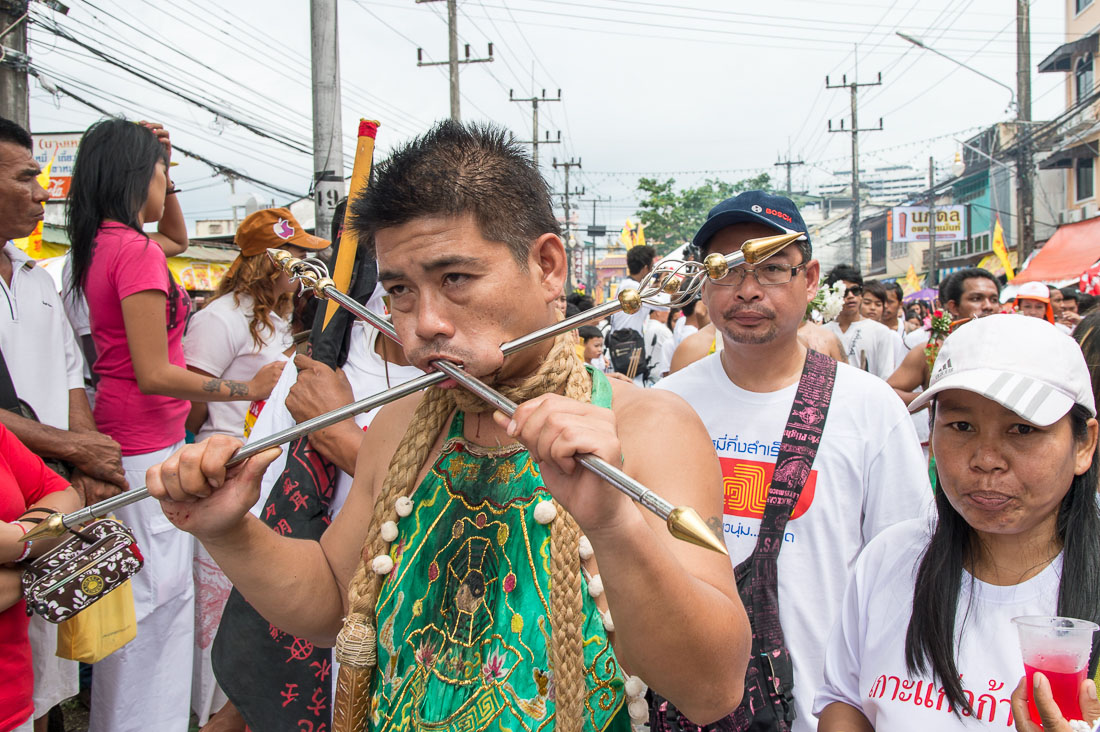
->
xmin=553 ymin=157 xmax=583 ymax=293
xmin=928 ymin=156 xmax=939 ymax=287
xmin=0 ymin=0 xmax=30 ymax=128
xmin=773 ymin=155 xmax=804 ymax=199
xmin=827 ymin=70 xmax=883 ymax=270
xmin=579 ymin=195 xmax=611 ymax=294
xmin=309 ymin=0 xmax=345 ymax=240
xmin=416 ymin=0 xmax=493 ymax=121
xmin=1016 ymin=0 xmax=1034 ymax=263
xmin=510 ymin=88 xmax=561 ymax=168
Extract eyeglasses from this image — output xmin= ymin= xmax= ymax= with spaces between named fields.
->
xmin=709 ymin=262 xmax=807 ymax=287
xmin=844 ymin=285 xmax=863 ymax=297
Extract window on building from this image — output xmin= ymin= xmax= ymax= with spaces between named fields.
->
xmin=1077 ymin=54 xmax=1094 ymax=103
xmin=1077 ymin=157 xmax=1095 ymax=201
xmin=1078 ymin=0 xmax=1093 ymax=15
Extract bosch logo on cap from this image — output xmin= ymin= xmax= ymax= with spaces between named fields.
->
xmin=751 ymin=205 xmax=763 ymax=213
xmin=766 ymin=208 xmax=793 ymax=224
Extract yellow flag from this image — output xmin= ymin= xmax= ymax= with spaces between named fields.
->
xmin=991 ymin=216 xmax=1015 ymax=281
xmin=620 ymin=218 xmax=634 ymax=249
xmin=12 ymin=155 xmax=54 ymax=258
xmin=905 ymin=264 xmax=920 ymax=294
xmin=635 ymin=222 xmax=646 ymax=250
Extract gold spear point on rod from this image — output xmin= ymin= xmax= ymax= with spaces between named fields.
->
xmin=741 ymin=231 xmax=806 ymax=264
xmin=22 ymin=512 xmax=67 ymax=542
xmin=267 ymin=248 xmax=293 ymax=268
xmin=666 ymin=506 xmax=727 ymax=555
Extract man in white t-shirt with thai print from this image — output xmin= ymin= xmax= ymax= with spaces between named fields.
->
xmin=822 ymin=264 xmax=898 ymax=379
xmin=656 ymin=190 xmax=931 ymax=731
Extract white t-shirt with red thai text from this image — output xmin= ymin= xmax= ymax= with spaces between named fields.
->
xmin=814 ymin=518 xmax=1061 ymax=730
xmin=656 ymin=353 xmax=932 ymax=731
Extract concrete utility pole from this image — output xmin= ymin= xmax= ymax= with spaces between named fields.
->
xmin=553 ymin=157 xmax=583 ymax=292
xmin=827 ymin=71 xmax=883 ymax=271
xmin=416 ymin=0 xmax=493 ymax=121
xmin=309 ymin=0 xmax=346 ymax=240
xmin=0 ymin=0 xmax=30 ymax=128
xmin=928 ymin=156 xmax=939 ymax=287
xmin=773 ymin=155 xmax=804 ymax=199
xmin=510 ymin=88 xmax=560 ymax=167
xmin=1016 ymin=0 xmax=1034 ymax=263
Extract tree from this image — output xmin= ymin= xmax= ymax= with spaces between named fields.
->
xmin=635 ymin=173 xmax=773 ymax=255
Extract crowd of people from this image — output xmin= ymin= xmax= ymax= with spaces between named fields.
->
xmin=1 ymin=112 xmax=1099 ymax=732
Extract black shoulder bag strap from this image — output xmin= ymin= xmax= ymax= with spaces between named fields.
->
xmin=0 ymin=344 xmax=20 ymax=412
xmin=651 ymin=348 xmax=837 ymax=732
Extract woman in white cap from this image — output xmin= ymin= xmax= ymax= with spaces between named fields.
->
xmin=814 ymin=314 xmax=1100 ymax=731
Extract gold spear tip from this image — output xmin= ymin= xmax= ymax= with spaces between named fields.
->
xmin=266 ymin=248 xmax=293 ymax=267
xmin=666 ymin=506 xmax=728 ymax=555
xmin=22 ymin=512 xmax=67 ymax=542
xmin=741 ymin=231 xmax=807 ymax=264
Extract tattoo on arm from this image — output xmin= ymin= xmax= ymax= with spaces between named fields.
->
xmin=706 ymin=515 xmax=723 ymax=542
xmin=200 ymin=379 xmax=250 ymax=397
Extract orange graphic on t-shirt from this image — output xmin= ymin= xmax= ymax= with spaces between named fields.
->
xmin=720 ymin=457 xmax=816 ymax=520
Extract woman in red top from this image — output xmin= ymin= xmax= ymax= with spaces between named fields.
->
xmin=65 ymin=119 xmax=281 ymax=732
xmin=0 ymin=424 xmax=80 ymax=732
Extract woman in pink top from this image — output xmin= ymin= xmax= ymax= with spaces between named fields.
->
xmin=65 ymin=119 xmax=280 ymax=732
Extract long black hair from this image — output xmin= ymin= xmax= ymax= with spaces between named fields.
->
xmin=66 ymin=118 xmax=168 ymax=297
xmin=905 ymin=402 xmax=1100 ymax=715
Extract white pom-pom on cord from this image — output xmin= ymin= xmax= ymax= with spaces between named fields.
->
xmin=625 ymin=675 xmax=647 ymax=699
xmin=587 ymin=574 xmax=604 ymax=598
xmin=380 ymin=521 xmax=399 ymax=543
xmin=578 ymin=535 xmax=594 ymax=560
xmin=394 ymin=496 xmax=413 ymax=517
xmin=601 ymin=610 xmax=614 ymax=632
xmin=371 ymin=555 xmax=394 ymax=574
xmin=628 ymin=697 xmax=648 ymax=723
xmin=533 ymin=500 xmax=557 ymax=524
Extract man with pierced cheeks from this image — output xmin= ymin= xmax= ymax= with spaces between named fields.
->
xmin=146 ymin=121 xmax=748 ymax=731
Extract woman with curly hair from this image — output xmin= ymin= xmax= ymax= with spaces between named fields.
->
xmin=183 ymin=207 xmax=328 ymax=729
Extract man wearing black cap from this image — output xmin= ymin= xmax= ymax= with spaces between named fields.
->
xmin=655 ymin=191 xmax=930 ymax=731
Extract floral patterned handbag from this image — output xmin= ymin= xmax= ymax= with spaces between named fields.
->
xmin=20 ymin=513 xmax=144 ymax=624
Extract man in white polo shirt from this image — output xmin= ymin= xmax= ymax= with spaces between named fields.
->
xmin=656 ymin=190 xmax=930 ymax=731
xmin=0 ymin=116 xmax=129 ymax=731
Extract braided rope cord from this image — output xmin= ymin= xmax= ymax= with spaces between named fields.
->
xmin=332 ymin=334 xmax=593 ymax=731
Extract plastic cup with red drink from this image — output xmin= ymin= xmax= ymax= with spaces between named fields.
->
xmin=1013 ymin=616 xmax=1099 ymax=726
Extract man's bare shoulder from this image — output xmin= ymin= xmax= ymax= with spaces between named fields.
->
xmin=607 ymin=377 xmax=702 ymax=431
xmin=669 ymin=324 xmax=716 ymax=373
xmin=360 ymin=390 xmax=428 ymax=468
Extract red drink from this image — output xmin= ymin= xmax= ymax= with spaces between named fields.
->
xmin=1025 ymin=656 xmax=1087 ymax=726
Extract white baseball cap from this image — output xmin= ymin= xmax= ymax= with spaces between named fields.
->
xmin=909 ymin=313 xmax=1095 ymax=426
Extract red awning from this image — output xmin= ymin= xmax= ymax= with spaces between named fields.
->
xmin=1014 ymin=217 xmax=1100 ymax=284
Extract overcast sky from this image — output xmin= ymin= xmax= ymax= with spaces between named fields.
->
xmin=24 ymin=0 xmax=1069 ymax=233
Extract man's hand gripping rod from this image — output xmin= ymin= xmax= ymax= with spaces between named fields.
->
xmin=26 ymin=232 xmax=802 ymax=552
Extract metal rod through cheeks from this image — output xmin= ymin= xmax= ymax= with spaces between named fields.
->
xmin=31 ymin=232 xmax=801 ymax=544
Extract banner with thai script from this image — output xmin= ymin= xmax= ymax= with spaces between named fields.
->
xmin=891 ymin=205 xmax=967 ymax=243
xmin=32 ymin=132 xmax=83 ymax=200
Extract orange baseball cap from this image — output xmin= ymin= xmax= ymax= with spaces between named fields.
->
xmin=234 ymin=207 xmax=330 ymax=257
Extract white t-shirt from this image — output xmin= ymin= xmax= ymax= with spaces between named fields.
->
xmin=656 ymin=354 xmax=931 ymax=732
xmin=815 ymin=519 xmax=1061 ymax=731
xmin=608 ymin=276 xmax=653 ymax=334
xmin=904 ymin=327 xmax=930 ymax=351
xmin=643 ymin=318 xmax=674 ymax=385
xmin=248 ymin=322 xmax=424 ymax=519
xmin=675 ymin=322 xmax=699 ymax=347
xmin=0 ymin=243 xmax=84 ymax=429
xmin=183 ymin=292 xmax=292 ymax=443
xmin=824 ymin=318 xmax=898 ymax=379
